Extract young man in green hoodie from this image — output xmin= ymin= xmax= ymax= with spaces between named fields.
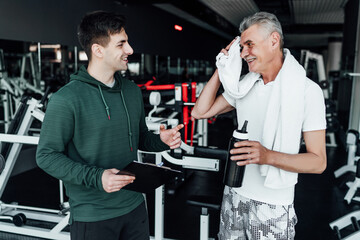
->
xmin=36 ymin=11 xmax=183 ymax=240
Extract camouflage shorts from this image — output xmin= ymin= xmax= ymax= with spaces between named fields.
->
xmin=218 ymin=186 xmax=297 ymax=240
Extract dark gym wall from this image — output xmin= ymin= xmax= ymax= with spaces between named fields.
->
xmin=337 ymin=0 xmax=359 ymax=130
xmin=0 ymin=0 xmax=229 ymax=60
xmin=341 ymin=0 xmax=359 ymax=71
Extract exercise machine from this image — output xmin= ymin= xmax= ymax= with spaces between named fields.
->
xmin=141 ymin=92 xmax=224 ymax=239
xmin=332 ymin=130 xmax=360 ymax=204
xmin=300 ymin=50 xmax=339 ymax=147
xmin=140 ymin=80 xmax=209 ymax=147
xmin=334 ymin=130 xmax=359 ymax=179
xmin=139 ymin=141 xmax=222 ymax=240
xmin=187 ymin=195 xmax=221 ymax=240
xmin=0 ymin=96 xmax=70 ymax=240
xmin=330 ymin=210 xmax=360 ymax=240
xmin=0 ymin=49 xmax=45 ymax=133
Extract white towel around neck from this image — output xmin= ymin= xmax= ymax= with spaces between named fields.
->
xmin=216 ymin=38 xmax=306 ymax=189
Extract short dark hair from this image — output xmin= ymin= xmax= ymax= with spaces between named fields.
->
xmin=77 ymin=11 xmax=126 ymax=60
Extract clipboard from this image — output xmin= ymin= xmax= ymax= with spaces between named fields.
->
xmin=117 ymin=161 xmax=182 ymax=193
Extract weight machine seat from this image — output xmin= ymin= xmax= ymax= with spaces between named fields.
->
xmin=193 ymin=147 xmax=227 ymax=162
xmin=187 ymin=195 xmax=221 ymax=211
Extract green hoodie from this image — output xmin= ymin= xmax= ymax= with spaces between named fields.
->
xmin=36 ymin=66 xmax=169 ymax=223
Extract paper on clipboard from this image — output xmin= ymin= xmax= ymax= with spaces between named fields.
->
xmin=117 ymin=161 xmax=182 ymax=193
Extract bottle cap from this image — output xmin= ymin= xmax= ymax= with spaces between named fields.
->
xmin=233 ymin=130 xmax=248 ymax=140
xmin=240 ymin=120 xmax=248 ymax=133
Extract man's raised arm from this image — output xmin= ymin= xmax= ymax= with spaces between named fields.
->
xmin=191 ymin=69 xmax=234 ymax=119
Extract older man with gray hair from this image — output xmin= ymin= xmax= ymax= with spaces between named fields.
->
xmin=192 ymin=12 xmax=326 ymax=239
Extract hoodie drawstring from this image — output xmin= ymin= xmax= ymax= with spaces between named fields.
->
xmin=98 ymin=85 xmax=111 ymax=120
xmin=97 ymin=85 xmax=133 ymax=151
xmin=120 ymin=91 xmax=133 ymax=152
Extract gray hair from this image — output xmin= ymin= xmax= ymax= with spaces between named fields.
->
xmin=239 ymin=12 xmax=284 ymax=50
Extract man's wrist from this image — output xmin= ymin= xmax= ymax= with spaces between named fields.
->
xmin=265 ymin=149 xmax=276 ymax=166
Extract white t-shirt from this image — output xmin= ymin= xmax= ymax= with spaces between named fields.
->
xmin=222 ymin=77 xmax=326 ymax=205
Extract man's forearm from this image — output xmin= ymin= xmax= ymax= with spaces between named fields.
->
xmin=268 ymin=129 xmax=326 ymax=174
xmin=266 ymin=150 xmax=327 ymax=174
xmin=36 ymin=150 xmax=105 ymax=190
xmin=191 ymin=69 xmax=221 ymax=118
xmin=233 ymin=130 xmax=327 ymax=174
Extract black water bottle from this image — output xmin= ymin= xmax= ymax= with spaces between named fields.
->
xmin=223 ymin=120 xmax=248 ymax=187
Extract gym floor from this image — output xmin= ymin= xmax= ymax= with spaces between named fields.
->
xmin=1 ymin=116 xmax=358 ymax=240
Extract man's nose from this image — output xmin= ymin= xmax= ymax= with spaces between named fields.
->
xmin=125 ymin=43 xmax=133 ymax=55
xmin=240 ymin=47 xmax=247 ymax=58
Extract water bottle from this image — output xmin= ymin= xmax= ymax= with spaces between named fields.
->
xmin=223 ymin=120 xmax=248 ymax=187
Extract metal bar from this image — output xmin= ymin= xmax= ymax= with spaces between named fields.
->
xmin=154 ymin=153 xmax=164 ymax=240
xmin=0 ymin=223 xmax=69 ymax=240
xmin=0 ymin=98 xmax=38 ymax=198
xmin=347 ymin=73 xmax=360 ymax=77
xmin=74 ymin=46 xmax=78 ymax=72
xmin=50 ymin=213 xmax=70 ymax=233
xmin=0 ymin=134 xmax=39 ymax=145
xmin=1 ymin=203 xmax=60 ymax=214
xmin=37 ymin=42 xmax=41 ymax=86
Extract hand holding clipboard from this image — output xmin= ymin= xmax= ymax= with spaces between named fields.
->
xmin=117 ymin=161 xmax=181 ymax=193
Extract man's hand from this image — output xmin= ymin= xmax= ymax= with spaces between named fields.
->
xmin=102 ymin=168 xmax=135 ymax=193
xmin=230 ymin=130 xmax=327 ymax=174
xmin=229 ymin=140 xmax=271 ymax=166
xmin=219 ymin=37 xmax=239 ymax=56
xmin=159 ymin=124 xmax=184 ymax=149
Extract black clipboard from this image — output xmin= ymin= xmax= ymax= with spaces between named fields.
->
xmin=117 ymin=161 xmax=182 ymax=193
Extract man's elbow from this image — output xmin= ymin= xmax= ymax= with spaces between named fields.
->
xmin=314 ymin=156 xmax=327 ymax=174
xmin=36 ymin=152 xmax=45 ymax=169
xmin=191 ymin=109 xmax=205 ymax=119
xmin=36 ymin=149 xmax=51 ymax=170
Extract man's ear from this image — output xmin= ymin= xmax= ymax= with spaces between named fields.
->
xmin=91 ymin=43 xmax=104 ymax=58
xmin=271 ymin=32 xmax=280 ymax=49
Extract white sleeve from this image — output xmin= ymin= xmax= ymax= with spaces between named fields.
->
xmin=302 ymin=81 xmax=327 ymax=132
xmin=222 ymin=91 xmax=236 ymax=107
